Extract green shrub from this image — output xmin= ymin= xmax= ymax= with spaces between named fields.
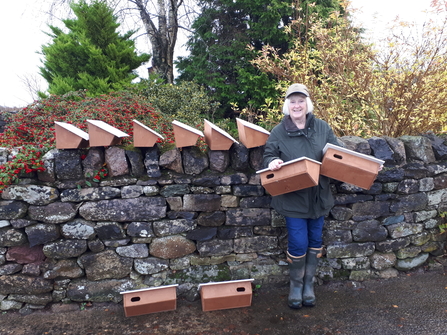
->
xmin=142 ymin=78 xmax=220 ymax=129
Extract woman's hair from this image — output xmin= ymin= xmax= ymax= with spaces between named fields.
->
xmin=282 ymin=95 xmax=314 ymax=115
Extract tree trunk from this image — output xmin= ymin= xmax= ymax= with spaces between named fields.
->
xmin=131 ymin=0 xmax=180 ymax=83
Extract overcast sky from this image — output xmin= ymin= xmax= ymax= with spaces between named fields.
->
xmin=0 ymin=0 xmax=434 ymax=107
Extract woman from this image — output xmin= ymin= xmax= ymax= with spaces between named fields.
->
xmin=263 ymin=83 xmax=340 ymax=309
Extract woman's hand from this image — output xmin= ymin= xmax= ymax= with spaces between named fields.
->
xmin=269 ymin=159 xmax=284 ymax=171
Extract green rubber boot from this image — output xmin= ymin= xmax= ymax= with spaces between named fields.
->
xmin=287 ymin=252 xmax=306 ymax=309
xmin=302 ymin=248 xmax=322 ymax=307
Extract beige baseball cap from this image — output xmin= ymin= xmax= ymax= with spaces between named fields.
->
xmin=285 ymin=84 xmax=310 ymax=98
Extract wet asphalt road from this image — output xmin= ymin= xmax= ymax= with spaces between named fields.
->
xmin=0 ymin=267 xmax=446 ymax=335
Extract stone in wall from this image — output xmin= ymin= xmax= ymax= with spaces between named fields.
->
xmin=0 ymin=201 xmax=28 ymax=220
xmin=396 ymin=245 xmax=422 ymax=259
xmin=125 ymin=148 xmax=146 ymax=177
xmin=404 ymin=162 xmax=427 ymax=179
xmin=95 ymin=222 xmax=126 ymax=240
xmin=226 ymin=208 xmax=271 ymax=226
xmin=386 ymin=222 xmax=424 ymax=239
xmin=368 ymin=137 xmax=395 ymax=166
xmin=233 ymin=236 xmax=278 ymax=253
xmin=6 ymin=245 xmax=45 ymax=264
xmin=153 ymin=219 xmax=195 ymax=237
xmin=218 ymin=227 xmax=252 ymax=239
xmin=433 ymin=173 xmax=447 ymax=190
xmin=0 ymin=264 xmax=22 ymax=275
xmin=28 ymin=202 xmax=78 ymax=224
xmin=43 ymin=239 xmax=87 ymax=259
xmin=423 ymin=133 xmax=447 ymax=160
xmin=249 ymin=147 xmax=265 ymax=171
xmin=60 ymin=219 xmax=96 ymax=240
xmin=8 ymin=293 xmax=53 ymax=306
xmin=390 ymin=193 xmax=428 ymax=213
xmin=341 ymin=257 xmax=370 ymax=270
xmin=116 ymin=244 xmax=149 ymax=258
xmin=369 ymin=252 xmax=397 ymax=270
xmin=43 ymin=259 xmax=84 ymax=279
xmin=79 ymin=197 xmax=166 ymax=222
xmin=78 ymin=249 xmax=133 ymax=281
xmin=82 ymin=147 xmax=104 ymax=178
xmin=60 ymin=187 xmax=121 ymax=202
xmin=150 ymin=235 xmax=196 ymax=259
xmin=399 ymin=136 xmax=436 ymax=163
xmin=208 ymin=150 xmax=230 ymax=172
xmin=67 ymin=278 xmax=133 ymax=302
xmin=0 ymin=275 xmax=53 ymax=295
xmin=196 ymin=211 xmax=226 ymax=227
xmin=240 ymin=196 xmax=271 ymax=209
xmin=196 ymin=239 xmax=233 ymax=257
xmin=351 ymin=201 xmax=390 ymax=220
xmin=127 ymin=222 xmax=155 ymax=238
xmin=54 ymin=150 xmax=83 ymax=180
xmin=159 ymin=148 xmax=183 ymax=173
xmin=182 ymin=146 xmax=209 ymax=175
xmin=25 ymin=224 xmax=60 ymax=247
xmin=192 ymin=175 xmax=221 ymax=187
xmin=395 ymin=253 xmax=429 ymax=271
xmin=183 ymin=194 xmax=220 ymax=211
xmin=221 ymin=172 xmax=248 ymax=185
xmin=186 ymin=227 xmax=218 ymax=241
xmin=134 ymin=257 xmax=169 ymax=275
xmin=0 ymin=228 xmax=27 ymax=247
xmin=160 ymin=184 xmax=190 ymax=197
xmin=144 ymin=147 xmax=161 ymax=178
xmin=323 ymin=228 xmax=353 ymax=244
xmin=326 ymin=242 xmax=375 ymax=258
xmin=352 ymin=220 xmax=388 ymax=242
xmin=105 ymin=147 xmax=129 ymax=177
xmin=1 ymin=185 xmax=59 ymax=205
xmin=88 ymin=239 xmax=105 ymax=253
xmin=383 ymin=136 xmax=406 ymax=166
xmin=375 ymin=237 xmax=411 ymax=253
xmin=397 ymin=179 xmax=420 ymax=194
xmin=230 ymin=143 xmax=249 ymax=171
xmin=340 ymin=136 xmax=371 ymax=154
xmin=233 ymin=185 xmax=264 ymax=197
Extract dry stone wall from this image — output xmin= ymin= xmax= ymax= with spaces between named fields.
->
xmin=0 ymin=134 xmax=446 ymax=312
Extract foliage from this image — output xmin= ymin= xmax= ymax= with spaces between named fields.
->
xmin=0 ymin=145 xmax=47 ymax=194
xmin=83 ymin=164 xmax=108 ymax=187
xmin=439 ymin=211 xmax=447 ymax=234
xmin=176 ymin=0 xmax=341 ymax=118
xmin=39 ymin=0 xmax=150 ymax=97
xmin=0 ymin=90 xmax=173 ymax=150
xmin=0 ymin=89 xmax=173 ymax=195
xmin=141 ymin=76 xmax=220 ymax=128
xmin=251 ymin=2 xmax=447 ymax=137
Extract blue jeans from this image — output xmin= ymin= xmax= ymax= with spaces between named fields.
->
xmin=285 ymin=216 xmax=324 ymax=257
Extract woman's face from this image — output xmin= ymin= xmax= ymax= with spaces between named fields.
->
xmin=288 ymin=93 xmax=308 ymax=123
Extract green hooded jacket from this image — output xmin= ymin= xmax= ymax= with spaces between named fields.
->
xmin=263 ymin=113 xmax=340 ymax=219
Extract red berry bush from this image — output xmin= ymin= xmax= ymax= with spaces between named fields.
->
xmin=0 ymin=89 xmax=175 ymax=193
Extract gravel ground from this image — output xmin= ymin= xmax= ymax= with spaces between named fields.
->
xmin=0 ymin=264 xmax=446 ymax=335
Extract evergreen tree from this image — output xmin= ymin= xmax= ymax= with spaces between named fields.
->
xmin=40 ymin=0 xmax=150 ymax=97
xmin=176 ymin=0 xmax=341 ymax=118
